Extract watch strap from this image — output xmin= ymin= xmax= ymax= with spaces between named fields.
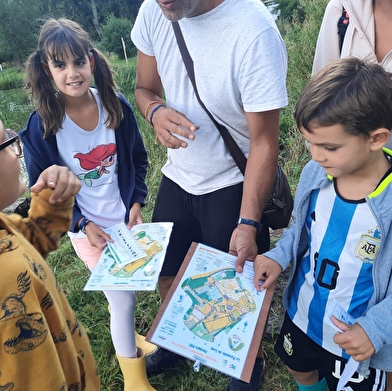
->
xmin=237 ymin=217 xmax=262 ymax=233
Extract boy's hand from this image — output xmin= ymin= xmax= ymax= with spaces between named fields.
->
xmin=253 ymin=255 xmax=282 ymax=291
xmin=30 ymin=165 xmax=81 ymax=204
xmin=332 ymin=317 xmax=375 ymax=361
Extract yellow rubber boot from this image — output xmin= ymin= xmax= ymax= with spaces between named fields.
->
xmin=117 ymin=348 xmax=157 ymax=391
xmin=135 ymin=332 xmax=158 ymax=356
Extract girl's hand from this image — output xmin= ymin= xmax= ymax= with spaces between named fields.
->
xmin=85 ymin=222 xmax=113 ymax=250
xmin=126 ymin=203 xmax=143 ymax=229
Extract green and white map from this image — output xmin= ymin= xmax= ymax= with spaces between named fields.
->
xmin=148 ymin=243 xmax=267 ymax=381
xmin=182 ymin=268 xmax=256 ymax=343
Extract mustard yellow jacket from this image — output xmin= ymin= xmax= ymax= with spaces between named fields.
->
xmin=0 ymin=189 xmax=100 ymax=390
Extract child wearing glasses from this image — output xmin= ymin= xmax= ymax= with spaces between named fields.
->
xmin=20 ymin=18 xmax=156 ymax=391
xmin=0 ymin=119 xmax=100 ymax=390
xmin=253 ymin=58 xmax=392 ymax=391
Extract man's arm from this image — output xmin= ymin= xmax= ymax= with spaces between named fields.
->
xmin=134 ymin=50 xmax=198 ymax=149
xmin=231 ymin=109 xmax=280 ymax=272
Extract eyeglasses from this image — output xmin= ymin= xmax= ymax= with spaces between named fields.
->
xmin=0 ymin=129 xmax=23 ymax=157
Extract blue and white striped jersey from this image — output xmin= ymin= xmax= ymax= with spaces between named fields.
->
xmin=287 ymin=181 xmax=380 ymax=358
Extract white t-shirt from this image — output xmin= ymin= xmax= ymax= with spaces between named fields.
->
xmin=131 ymin=0 xmax=288 ymax=194
xmin=56 ymin=88 xmax=126 ymax=234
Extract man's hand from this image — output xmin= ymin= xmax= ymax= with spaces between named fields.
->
xmin=152 ymin=106 xmax=199 ymax=149
xmin=230 ymin=224 xmax=258 ymax=273
xmin=134 ymin=51 xmax=199 ymax=149
xmin=332 ymin=317 xmax=375 ymax=362
xmin=30 ymin=165 xmax=81 ymax=204
xmin=253 ymin=255 xmax=282 ymax=290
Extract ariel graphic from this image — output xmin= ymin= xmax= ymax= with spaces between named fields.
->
xmin=75 ymin=143 xmax=117 ymax=186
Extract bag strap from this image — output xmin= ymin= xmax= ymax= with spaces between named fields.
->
xmin=171 ymin=21 xmax=247 ymax=175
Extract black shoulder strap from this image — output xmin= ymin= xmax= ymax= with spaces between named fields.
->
xmin=337 ymin=7 xmax=349 ymax=54
xmin=171 ymin=21 xmax=247 ymax=175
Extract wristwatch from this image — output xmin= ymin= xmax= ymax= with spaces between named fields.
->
xmin=237 ymin=217 xmax=262 ymax=234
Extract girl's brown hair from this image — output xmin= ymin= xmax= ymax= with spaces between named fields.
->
xmin=25 ymin=18 xmax=123 ymax=138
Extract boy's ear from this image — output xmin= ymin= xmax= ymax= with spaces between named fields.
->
xmin=370 ymin=128 xmax=391 ymax=150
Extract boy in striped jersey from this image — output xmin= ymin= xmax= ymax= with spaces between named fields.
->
xmin=253 ymin=57 xmax=392 ymax=391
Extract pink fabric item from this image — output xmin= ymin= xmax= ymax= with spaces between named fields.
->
xmin=71 ymin=237 xmax=102 ymax=270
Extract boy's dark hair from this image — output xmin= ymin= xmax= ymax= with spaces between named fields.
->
xmin=24 ymin=18 xmax=123 ymax=138
xmin=295 ymin=57 xmax=392 ymax=136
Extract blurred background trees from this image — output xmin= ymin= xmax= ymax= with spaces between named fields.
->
xmin=0 ymin=0 xmax=143 ymax=65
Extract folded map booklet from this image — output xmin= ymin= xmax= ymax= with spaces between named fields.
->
xmin=83 ymin=222 xmax=173 ymax=291
xmin=146 ymin=242 xmax=275 ymax=382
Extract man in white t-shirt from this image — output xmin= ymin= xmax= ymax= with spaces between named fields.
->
xmin=131 ymin=1 xmax=288 ymax=389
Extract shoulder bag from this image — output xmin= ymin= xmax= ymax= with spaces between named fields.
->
xmin=171 ymin=21 xmax=293 ymax=230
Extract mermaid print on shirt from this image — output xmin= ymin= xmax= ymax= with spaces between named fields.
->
xmin=75 ymin=143 xmax=117 ymax=187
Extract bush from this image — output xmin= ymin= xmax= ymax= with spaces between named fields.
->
xmin=277 ymin=0 xmax=328 ymax=184
xmin=0 ymin=67 xmax=25 ymax=90
xmin=99 ymin=14 xmax=136 ymax=60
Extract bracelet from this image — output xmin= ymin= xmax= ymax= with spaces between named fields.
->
xmin=237 ymin=217 xmax=262 ymax=234
xmin=149 ymin=104 xmax=165 ymax=127
xmin=143 ymin=100 xmax=162 ymax=122
xmin=79 ymin=218 xmax=93 ymax=234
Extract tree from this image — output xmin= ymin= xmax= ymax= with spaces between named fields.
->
xmin=99 ymin=14 xmax=135 ymax=59
xmin=90 ymin=0 xmax=102 ymax=39
xmin=275 ymin=0 xmax=305 ymax=23
xmin=0 ymin=0 xmax=39 ymax=65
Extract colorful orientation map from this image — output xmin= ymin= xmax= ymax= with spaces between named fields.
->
xmin=147 ymin=243 xmax=272 ymax=382
xmin=83 ymin=222 xmax=173 ymax=291
xmin=182 ymin=268 xmax=256 ymax=344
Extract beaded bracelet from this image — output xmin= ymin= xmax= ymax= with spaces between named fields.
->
xmin=79 ymin=218 xmax=93 ymax=234
xmin=143 ymin=100 xmax=162 ymax=122
xmin=149 ymin=104 xmax=165 ymax=127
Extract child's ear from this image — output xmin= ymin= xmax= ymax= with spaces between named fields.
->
xmin=42 ymin=63 xmax=51 ymax=78
xmin=370 ymin=128 xmax=391 ymax=150
xmin=90 ymin=55 xmax=95 ymax=74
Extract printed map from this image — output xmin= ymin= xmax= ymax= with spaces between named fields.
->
xmin=182 ymin=268 xmax=256 ymax=342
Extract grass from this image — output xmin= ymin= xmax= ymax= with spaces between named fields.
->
xmin=1 ymin=53 xmax=306 ymax=390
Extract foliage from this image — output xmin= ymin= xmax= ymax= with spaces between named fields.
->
xmin=0 ymin=0 xmax=39 ymax=65
xmin=0 ymin=70 xmax=33 ymax=131
xmin=276 ymin=0 xmax=305 ymax=23
xmin=278 ymin=0 xmax=328 ymax=183
xmin=0 ymin=0 xmax=144 ymax=65
xmin=0 ymin=67 xmax=24 ymax=90
xmin=99 ymin=14 xmax=136 ymax=60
